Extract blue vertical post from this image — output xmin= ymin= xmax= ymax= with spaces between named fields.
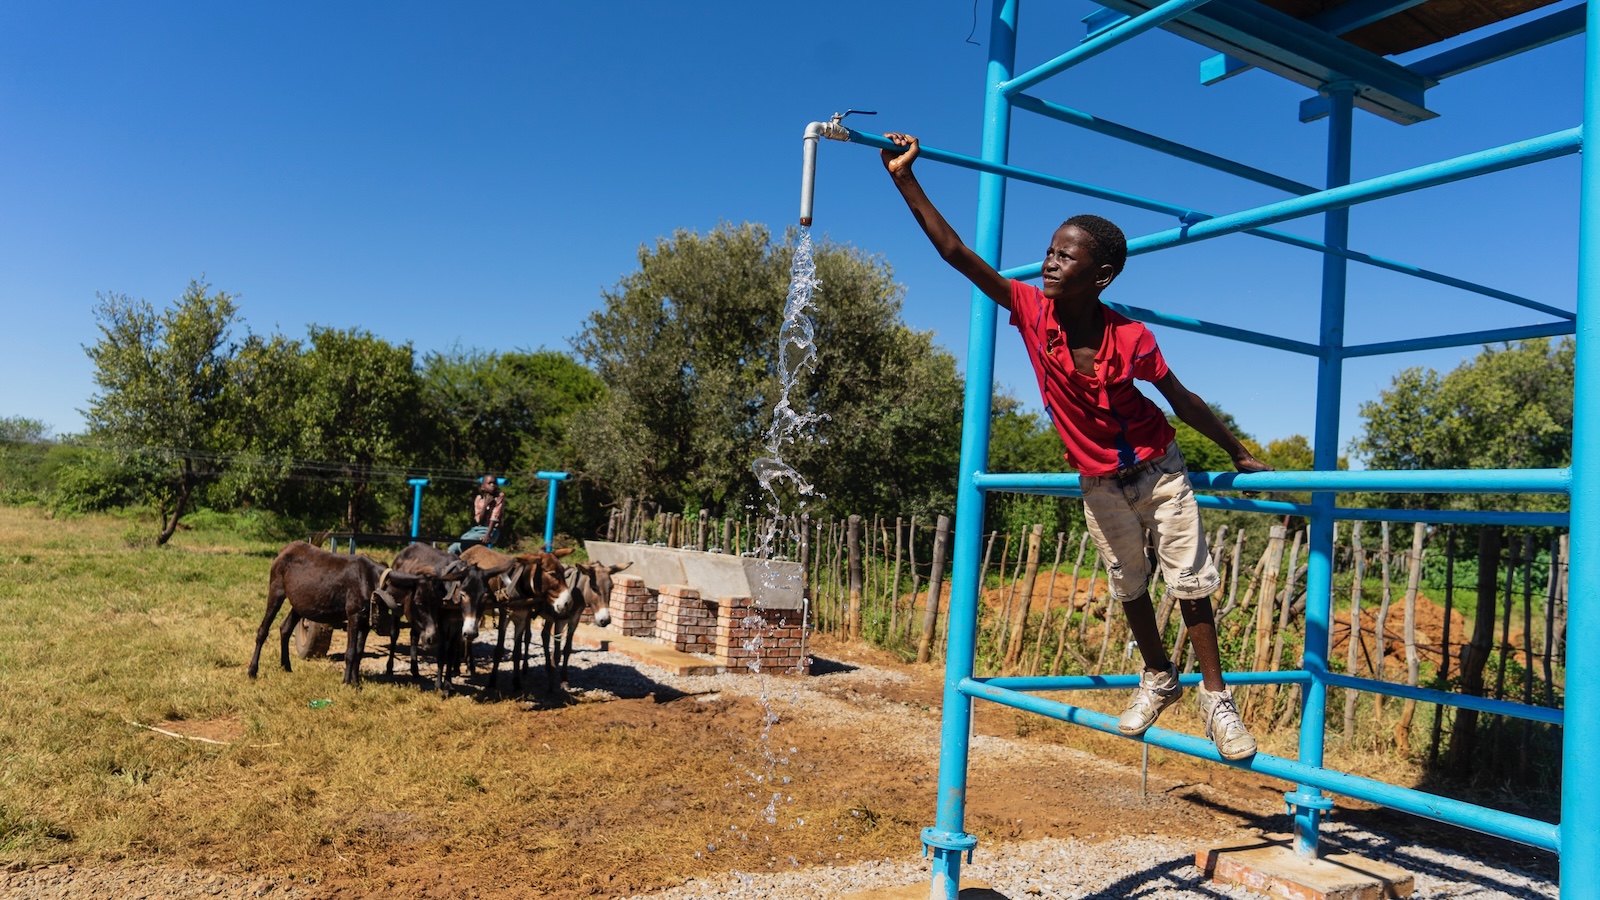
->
xmin=924 ymin=2 xmax=1016 ymax=898
xmin=1561 ymin=1 xmax=1600 ymax=886
xmin=1288 ymin=82 xmax=1354 ymax=859
xmin=536 ymin=471 xmax=568 ymax=553
xmin=407 ymin=478 xmax=428 ymax=540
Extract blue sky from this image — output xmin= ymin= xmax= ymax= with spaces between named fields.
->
xmin=0 ymin=1 xmax=1583 ymax=458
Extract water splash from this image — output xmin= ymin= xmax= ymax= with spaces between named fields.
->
xmin=753 ymin=228 xmax=827 ymax=510
xmin=713 ymin=229 xmax=828 ymax=865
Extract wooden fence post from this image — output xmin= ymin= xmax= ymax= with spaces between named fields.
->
xmin=1051 ymin=532 xmax=1090 ymax=675
xmin=917 ymin=515 xmax=952 ymax=664
xmin=905 ymin=516 xmax=922 ymax=644
xmin=1373 ymin=521 xmax=1393 ymax=720
xmin=1544 ymin=533 xmax=1559 ymax=708
xmin=889 ymin=517 xmax=905 ymax=638
xmin=1029 ymin=530 xmax=1066 ymax=676
xmin=1265 ymin=529 xmax=1304 ymax=710
xmin=1004 ymin=524 xmax=1045 ymax=671
xmin=847 ymin=515 xmax=863 ymax=641
xmin=1396 ymin=522 xmax=1426 ymax=750
xmin=1429 ymin=526 xmax=1456 ymax=768
xmin=1343 ymin=521 xmax=1365 ymax=743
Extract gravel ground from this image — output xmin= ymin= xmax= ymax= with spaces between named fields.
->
xmin=622 ymin=824 xmax=1559 ymax=899
xmin=0 ymin=640 xmax=1560 ymax=900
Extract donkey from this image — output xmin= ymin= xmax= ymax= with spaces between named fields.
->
xmin=459 ymin=544 xmax=575 ymax=693
xmin=538 ymin=561 xmax=630 ymax=690
xmin=248 ymin=541 xmax=464 ymax=688
xmin=392 ymin=542 xmax=511 ymax=691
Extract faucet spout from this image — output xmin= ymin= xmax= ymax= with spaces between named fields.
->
xmin=800 ymin=111 xmax=870 ymax=226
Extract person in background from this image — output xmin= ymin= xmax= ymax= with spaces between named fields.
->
xmin=449 ymin=475 xmax=505 ymax=553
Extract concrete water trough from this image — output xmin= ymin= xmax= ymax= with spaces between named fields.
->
xmin=582 ymin=540 xmax=805 ymax=610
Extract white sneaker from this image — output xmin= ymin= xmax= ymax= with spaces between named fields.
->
xmin=1117 ymin=665 xmax=1182 ymax=736
xmin=1198 ymin=686 xmax=1257 ymax=760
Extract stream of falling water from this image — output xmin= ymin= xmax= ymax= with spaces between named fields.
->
xmin=702 ymin=228 xmax=824 ymax=868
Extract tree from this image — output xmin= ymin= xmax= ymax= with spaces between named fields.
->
xmin=214 ymin=332 xmax=307 ymax=512
xmin=82 ymin=280 xmax=237 ymax=544
xmin=1353 ymin=338 xmax=1572 ymax=512
xmin=1354 ymin=338 xmax=1573 ymax=778
xmin=419 ymin=348 xmax=605 ymax=539
xmin=295 ymin=327 xmax=422 ymax=531
xmin=569 ymin=222 xmax=963 ymax=519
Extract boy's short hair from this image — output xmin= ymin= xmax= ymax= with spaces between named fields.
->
xmin=1064 ymin=214 xmax=1127 ymax=277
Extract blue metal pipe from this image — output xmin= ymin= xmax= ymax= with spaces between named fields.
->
xmin=926 ymin=5 xmax=1017 ymax=897
xmin=1320 ymin=671 xmax=1563 ymax=726
xmin=1560 ymin=0 xmax=1600 ymax=886
xmin=1410 ymin=3 xmax=1585 ymax=82
xmin=1103 ymin=301 xmax=1323 ymax=355
xmin=1127 ymin=128 xmax=1582 ymax=256
xmin=1010 ymin=94 xmax=1317 ymax=195
xmin=960 ymin=680 xmax=1561 ymax=852
xmin=846 ymin=130 xmax=1210 ymax=221
xmin=1293 ymin=84 xmax=1356 ymax=860
xmin=1245 ymin=229 xmax=1575 ymax=321
xmin=1001 ymin=223 xmax=1570 ymax=320
xmin=973 ymin=467 xmax=1570 ymax=494
xmin=999 ymin=0 xmax=1217 ymax=96
xmin=1342 ymin=320 xmax=1575 ymax=357
xmin=407 ymin=478 xmax=428 ymax=540
xmin=536 ymin=471 xmax=568 ymax=553
xmin=978 ymin=670 xmax=1310 ymax=691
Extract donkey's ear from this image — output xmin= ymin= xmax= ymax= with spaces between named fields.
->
xmin=440 ymin=561 xmax=469 ymax=582
xmin=608 ymin=561 xmax=633 ymax=574
xmin=552 ymin=547 xmax=576 ymax=558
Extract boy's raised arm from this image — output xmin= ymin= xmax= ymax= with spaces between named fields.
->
xmin=1153 ymin=371 xmax=1272 ymax=474
xmin=882 ymin=133 xmax=1013 ymax=312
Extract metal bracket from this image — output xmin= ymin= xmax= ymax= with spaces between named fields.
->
xmin=1284 ymin=788 xmax=1335 ymax=816
xmin=921 ymin=827 xmax=979 ymax=864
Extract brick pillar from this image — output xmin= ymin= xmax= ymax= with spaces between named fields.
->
xmin=655 ymin=583 xmax=716 ymax=654
xmin=715 ymin=595 xmax=810 ymax=675
xmin=607 ymin=574 xmax=656 ymax=637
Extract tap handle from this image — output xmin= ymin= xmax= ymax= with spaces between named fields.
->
xmin=831 ymin=109 xmax=878 ymax=125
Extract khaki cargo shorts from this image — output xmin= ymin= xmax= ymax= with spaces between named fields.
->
xmin=1079 ymin=441 xmax=1220 ymax=602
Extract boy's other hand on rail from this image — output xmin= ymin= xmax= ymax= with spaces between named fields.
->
xmin=1232 ymin=453 xmax=1273 ymax=497
xmin=881 ymin=133 xmax=920 ymax=179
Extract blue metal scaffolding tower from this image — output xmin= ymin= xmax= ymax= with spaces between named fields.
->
xmin=803 ymin=0 xmax=1591 ymax=895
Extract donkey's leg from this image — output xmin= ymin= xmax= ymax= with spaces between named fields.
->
xmin=251 ymin=581 xmax=288 ymax=678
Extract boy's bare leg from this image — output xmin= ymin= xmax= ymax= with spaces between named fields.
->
xmin=1178 ymin=597 xmax=1227 ymax=691
xmin=1121 ymin=591 xmax=1173 ymax=672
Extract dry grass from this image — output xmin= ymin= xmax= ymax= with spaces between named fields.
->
xmin=0 ymin=507 xmax=931 ymax=897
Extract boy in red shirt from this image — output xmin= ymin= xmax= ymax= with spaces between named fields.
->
xmin=883 ymin=133 xmax=1270 ymax=759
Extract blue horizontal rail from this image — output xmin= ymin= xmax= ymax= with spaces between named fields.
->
xmin=845 ymin=129 xmax=1208 ymax=221
xmin=1343 ymin=320 xmax=1577 ymax=357
xmin=1009 ymin=93 xmax=1319 ymax=196
xmin=974 ymin=467 xmax=1570 ymax=495
xmin=960 ymin=679 xmax=1560 ymax=851
xmin=1198 ymin=495 xmax=1570 ymax=527
xmin=1128 ymin=128 xmax=1582 ymax=255
xmin=1000 ymin=0 xmax=1218 ymax=96
xmin=978 ymin=670 xmax=1310 ymax=692
xmin=1321 ymin=672 xmax=1564 ymax=726
xmin=1106 ymin=301 xmax=1322 ymax=355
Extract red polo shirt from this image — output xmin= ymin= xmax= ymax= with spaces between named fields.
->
xmin=1009 ymin=280 xmax=1176 ymax=477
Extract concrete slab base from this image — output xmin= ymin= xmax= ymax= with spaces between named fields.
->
xmin=840 ymin=879 xmax=1004 ymax=899
xmin=1197 ymin=837 xmax=1414 ymax=900
xmin=571 ymin=624 xmax=724 ymax=676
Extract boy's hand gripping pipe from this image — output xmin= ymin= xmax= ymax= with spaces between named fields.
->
xmin=800 ymin=110 xmax=874 ymax=226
